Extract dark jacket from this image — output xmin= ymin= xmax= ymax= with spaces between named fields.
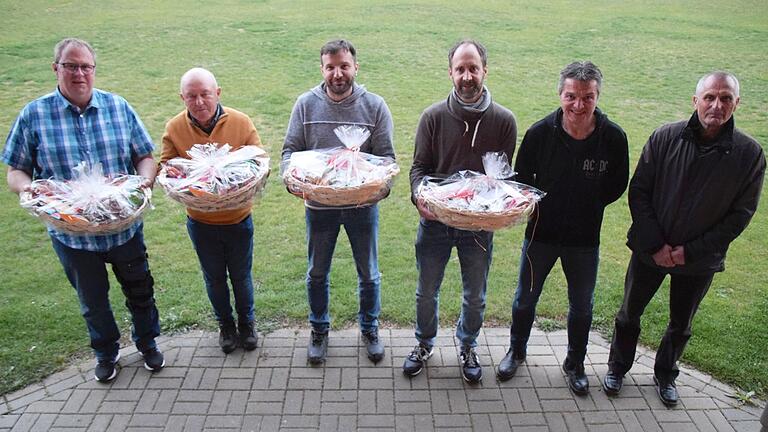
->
xmin=627 ymin=112 xmax=766 ymax=274
xmin=513 ymin=108 xmax=629 ymax=246
xmin=409 ymin=93 xmax=517 ymax=202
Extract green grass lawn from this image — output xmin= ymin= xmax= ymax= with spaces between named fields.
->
xmin=1 ymin=0 xmax=766 ymax=398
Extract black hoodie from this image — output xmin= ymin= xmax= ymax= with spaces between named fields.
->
xmin=514 ymin=107 xmax=629 ymax=246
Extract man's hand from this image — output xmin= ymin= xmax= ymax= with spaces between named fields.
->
xmin=7 ymin=167 xmax=33 ymax=195
xmin=651 ymin=244 xmax=675 ymax=267
xmin=670 ymin=245 xmax=685 ymax=266
xmin=416 ymin=198 xmax=437 ymax=221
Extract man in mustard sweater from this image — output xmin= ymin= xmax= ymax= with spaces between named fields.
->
xmin=161 ymin=67 xmax=263 ymax=353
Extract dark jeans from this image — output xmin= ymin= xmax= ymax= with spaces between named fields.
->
xmin=608 ymin=253 xmax=714 ymax=381
xmin=305 ymin=206 xmax=381 ymax=333
xmin=186 ymin=215 xmax=255 ymax=325
xmin=51 ymin=229 xmax=160 ymax=361
xmin=510 ymin=239 xmax=599 ymax=366
xmin=414 ymin=219 xmax=493 ymax=348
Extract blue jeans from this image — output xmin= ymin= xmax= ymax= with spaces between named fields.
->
xmin=187 ymin=215 xmax=255 ymax=325
xmin=415 ymin=219 xmax=493 ymax=349
xmin=510 ymin=239 xmax=599 ymax=366
xmin=305 ymin=206 xmax=381 ymax=333
xmin=51 ymin=229 xmax=160 ymax=362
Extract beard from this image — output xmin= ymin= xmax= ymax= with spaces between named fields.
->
xmin=455 ymin=80 xmax=483 ymax=102
xmin=327 ymin=77 xmax=354 ymax=96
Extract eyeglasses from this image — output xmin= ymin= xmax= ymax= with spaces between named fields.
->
xmin=57 ymin=62 xmax=96 ymax=74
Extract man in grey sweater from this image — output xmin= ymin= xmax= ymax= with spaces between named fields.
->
xmin=282 ymin=39 xmax=395 ymax=365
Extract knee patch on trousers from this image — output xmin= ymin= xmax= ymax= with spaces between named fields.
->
xmin=114 ymin=255 xmax=156 ymax=309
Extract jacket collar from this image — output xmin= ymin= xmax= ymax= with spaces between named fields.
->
xmin=683 ymin=111 xmax=734 ymax=150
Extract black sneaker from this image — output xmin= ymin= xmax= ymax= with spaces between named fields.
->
xmin=402 ymin=343 xmax=433 ymax=376
xmin=94 ymin=353 xmax=120 ymax=383
xmin=142 ymin=348 xmax=165 ymax=372
xmin=362 ymin=329 xmax=385 ymax=363
xmin=307 ymin=330 xmax=328 ymax=364
xmin=219 ymin=322 xmax=238 ymax=354
xmin=460 ymin=346 xmax=482 ymax=383
xmin=238 ymin=321 xmax=258 ymax=351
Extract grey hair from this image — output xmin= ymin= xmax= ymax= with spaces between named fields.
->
xmin=448 ymin=39 xmax=487 ymax=67
xmin=53 ymin=38 xmax=96 ymax=63
xmin=696 ymin=71 xmax=740 ymax=97
xmin=179 ymin=67 xmax=219 ymax=93
xmin=558 ymin=61 xmax=603 ymax=95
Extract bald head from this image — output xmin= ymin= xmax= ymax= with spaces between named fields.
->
xmin=180 ymin=67 xmax=221 ymax=126
xmin=180 ymin=67 xmax=218 ymax=93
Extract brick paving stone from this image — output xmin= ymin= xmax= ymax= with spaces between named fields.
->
xmin=358 ymin=414 xmax=395 ymax=428
xmin=6 ymin=390 xmax=46 ymax=412
xmin=85 ymin=414 xmax=113 ymax=432
xmin=134 ymin=389 xmax=160 ymax=413
xmin=507 ymin=413 xmax=546 ymax=427
xmin=28 ymin=413 xmax=56 ymax=432
xmin=128 ymin=413 xmax=168 ymax=427
xmin=53 ymin=414 xmax=93 ymax=427
xmin=208 ymin=390 xmax=230 ymax=414
xmin=79 ymin=389 xmax=107 ymax=413
xmin=562 ymin=412 xmax=589 ymax=432
xmin=23 ymin=401 xmax=64 ymax=413
xmin=0 ymin=415 xmax=19 ymax=428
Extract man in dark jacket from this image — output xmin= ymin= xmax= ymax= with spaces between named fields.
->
xmin=403 ymin=39 xmax=517 ymax=383
xmin=603 ymin=71 xmax=765 ymax=406
xmin=496 ymin=62 xmax=629 ymax=395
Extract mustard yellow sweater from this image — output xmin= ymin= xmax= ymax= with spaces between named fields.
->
xmin=161 ymin=107 xmax=263 ymax=225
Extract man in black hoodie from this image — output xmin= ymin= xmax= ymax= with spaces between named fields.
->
xmin=603 ymin=71 xmax=765 ymax=406
xmin=404 ymin=40 xmax=517 ymax=383
xmin=497 ymin=62 xmax=629 ymax=396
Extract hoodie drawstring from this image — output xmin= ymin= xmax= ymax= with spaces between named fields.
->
xmin=463 ymin=121 xmax=469 ymax=136
xmin=471 ymin=118 xmax=482 ymax=148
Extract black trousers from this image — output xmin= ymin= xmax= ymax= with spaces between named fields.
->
xmin=608 ymin=253 xmax=714 ymax=381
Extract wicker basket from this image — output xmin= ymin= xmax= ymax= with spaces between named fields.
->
xmin=158 ymin=167 xmax=270 ymax=212
xmin=283 ymin=166 xmax=399 ymax=206
xmin=421 ymin=193 xmax=536 ymax=232
xmin=21 ymin=187 xmax=152 ymax=235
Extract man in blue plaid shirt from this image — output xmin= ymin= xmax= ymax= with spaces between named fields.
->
xmin=2 ymin=38 xmax=164 ymax=383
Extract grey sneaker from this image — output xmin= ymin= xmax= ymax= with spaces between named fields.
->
xmin=307 ymin=330 xmax=328 ymax=364
xmin=362 ymin=329 xmax=385 ymax=363
xmin=402 ymin=343 xmax=433 ymax=376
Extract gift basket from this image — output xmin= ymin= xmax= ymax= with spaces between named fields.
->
xmin=19 ymin=162 xmax=152 ymax=235
xmin=416 ymin=152 xmax=545 ymax=231
xmin=282 ymin=125 xmax=400 ymax=206
xmin=157 ymin=143 xmax=270 ymax=212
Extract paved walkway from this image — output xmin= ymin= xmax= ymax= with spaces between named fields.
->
xmin=0 ymin=327 xmax=764 ymax=432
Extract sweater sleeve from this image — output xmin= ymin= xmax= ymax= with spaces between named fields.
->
xmin=684 ymin=146 xmax=766 ymax=262
xmin=627 ymin=130 xmax=667 ymax=253
xmin=409 ymin=110 xmax=434 ymax=204
xmin=601 ymin=127 xmax=630 ymax=206
xmin=369 ymin=98 xmax=395 ymax=160
xmin=160 ymin=120 xmax=181 ymax=164
xmin=281 ymin=98 xmax=306 ymax=164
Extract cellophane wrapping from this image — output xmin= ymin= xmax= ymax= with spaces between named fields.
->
xmin=416 ymin=152 xmax=545 ymax=231
xmin=158 ymin=143 xmax=270 ymax=212
xmin=281 ymin=125 xmax=399 ymax=206
xmin=19 ymin=162 xmax=151 ymax=235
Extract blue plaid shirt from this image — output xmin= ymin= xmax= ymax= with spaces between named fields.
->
xmin=2 ymin=88 xmax=155 ymax=251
